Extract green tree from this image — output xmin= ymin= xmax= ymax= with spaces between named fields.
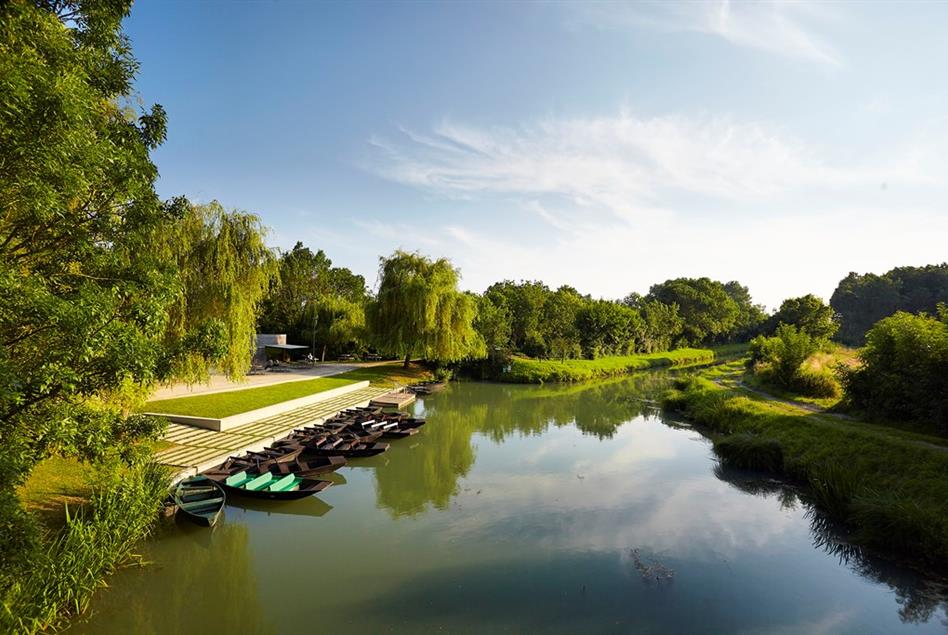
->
xmin=473 ymin=294 xmax=512 ymax=360
xmin=724 ymin=281 xmax=767 ymax=340
xmin=0 ymin=0 xmax=174 ymax=569
xmin=257 ymin=242 xmax=331 ymax=341
xmin=748 ymin=324 xmax=819 ymax=389
xmin=368 ymin=251 xmax=484 ymax=367
xmin=647 ymin=277 xmax=739 ymax=345
xmin=577 ymin=300 xmax=639 ymax=358
xmin=841 ymin=309 xmax=948 ymax=434
xmin=163 ymin=201 xmax=276 ymax=381
xmin=638 ymin=300 xmax=683 ymax=353
xmin=831 ymin=264 xmax=948 ymax=345
xmin=305 ymin=295 xmax=366 ymax=361
xmin=769 ymin=294 xmax=838 ymax=341
xmin=485 ymin=280 xmax=551 ymax=356
xmin=541 ymin=287 xmax=584 ymax=361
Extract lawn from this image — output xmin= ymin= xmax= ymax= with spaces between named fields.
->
xmin=17 ymin=455 xmax=93 ymax=531
xmin=499 ymin=347 xmax=720 ymax=383
xmin=144 ymin=375 xmax=358 ymax=418
xmin=334 ymin=361 xmax=432 ymax=387
xmin=143 ymin=362 xmax=433 ymax=419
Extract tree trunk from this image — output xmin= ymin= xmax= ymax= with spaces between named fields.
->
xmin=321 ymin=344 xmax=326 ymax=362
xmin=403 ymin=351 xmax=411 ymax=369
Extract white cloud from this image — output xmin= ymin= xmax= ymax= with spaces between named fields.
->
xmin=568 ymin=1 xmax=842 ymax=67
xmin=361 ymin=110 xmax=948 ymax=307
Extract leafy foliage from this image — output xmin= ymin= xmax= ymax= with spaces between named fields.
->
xmin=747 ymin=324 xmax=838 ymax=397
xmin=831 ymin=264 xmax=948 ymax=345
xmin=841 ymin=309 xmax=948 ymax=435
xmin=768 ymin=294 xmax=838 ymax=340
xmin=647 ymin=277 xmax=740 ymax=345
xmin=368 ymin=251 xmax=485 ymax=366
xmin=257 ymin=241 xmax=368 ymax=358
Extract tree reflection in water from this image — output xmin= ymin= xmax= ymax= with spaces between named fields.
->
xmin=714 ymin=462 xmax=948 ymax=627
xmin=74 ymin=521 xmax=271 ymax=635
xmin=371 ymin=373 xmax=676 ymax=517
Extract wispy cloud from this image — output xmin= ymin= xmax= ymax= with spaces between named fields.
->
xmin=568 ymin=1 xmax=842 ymax=67
xmin=359 ymin=108 xmax=948 ymax=306
xmin=368 ymin=110 xmax=930 ymax=224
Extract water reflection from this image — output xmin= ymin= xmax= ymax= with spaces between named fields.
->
xmin=714 ymin=462 xmax=948 ymax=627
xmin=75 ymin=373 xmax=948 ymax=633
xmin=73 ymin=521 xmax=271 ymax=634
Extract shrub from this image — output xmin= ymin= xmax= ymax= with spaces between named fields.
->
xmin=791 ymin=368 xmax=841 ymax=398
xmin=841 ymin=310 xmax=948 ymax=435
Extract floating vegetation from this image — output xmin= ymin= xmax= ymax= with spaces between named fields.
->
xmin=629 ymin=548 xmax=675 ymax=585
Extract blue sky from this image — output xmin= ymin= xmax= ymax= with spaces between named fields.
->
xmin=125 ymin=1 xmax=948 ymax=309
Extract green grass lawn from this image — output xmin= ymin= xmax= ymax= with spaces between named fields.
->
xmin=500 ymin=347 xmax=719 ymax=383
xmin=144 ymin=375 xmax=358 ymax=418
xmin=334 ymin=361 xmax=432 ymax=387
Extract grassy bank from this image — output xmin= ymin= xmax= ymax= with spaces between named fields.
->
xmin=2 ymin=458 xmax=171 ymax=633
xmin=664 ymin=374 xmax=948 ymax=566
xmin=497 ymin=346 xmax=738 ymax=383
xmin=144 ymin=375 xmax=358 ymax=418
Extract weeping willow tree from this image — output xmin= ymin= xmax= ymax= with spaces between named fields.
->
xmin=368 ymin=251 xmax=485 ymax=368
xmin=306 ymin=295 xmax=367 ymax=361
xmin=162 ymin=200 xmax=277 ymax=381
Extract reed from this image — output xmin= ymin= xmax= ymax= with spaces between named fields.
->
xmin=1 ymin=460 xmax=171 ymax=633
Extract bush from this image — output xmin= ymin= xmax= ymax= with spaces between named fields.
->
xmin=791 ymin=368 xmax=841 ymax=398
xmin=841 ymin=309 xmax=948 ymax=435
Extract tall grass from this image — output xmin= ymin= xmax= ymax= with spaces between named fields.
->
xmin=1 ymin=460 xmax=171 ymax=633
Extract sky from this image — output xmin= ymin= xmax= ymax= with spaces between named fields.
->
xmin=124 ymin=1 xmax=948 ymax=310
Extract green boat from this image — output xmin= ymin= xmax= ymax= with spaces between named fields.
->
xmin=173 ymin=475 xmax=225 ymax=527
xmin=216 ymin=470 xmax=332 ymax=500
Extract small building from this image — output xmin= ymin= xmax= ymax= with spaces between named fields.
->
xmin=264 ymin=343 xmax=310 ymax=362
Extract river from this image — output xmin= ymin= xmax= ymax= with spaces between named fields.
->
xmin=72 ymin=373 xmax=948 ymax=634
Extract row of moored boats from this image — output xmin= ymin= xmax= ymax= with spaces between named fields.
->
xmin=172 ymin=406 xmax=426 ymax=526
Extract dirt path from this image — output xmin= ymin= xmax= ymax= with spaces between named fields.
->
xmin=716 ymin=378 xmax=948 ymax=454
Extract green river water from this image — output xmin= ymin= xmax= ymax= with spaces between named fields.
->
xmin=72 ymin=374 xmax=948 ymax=634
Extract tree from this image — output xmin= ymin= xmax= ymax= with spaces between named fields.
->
xmin=638 ymin=300 xmax=683 ymax=353
xmin=577 ymin=300 xmax=639 ymax=358
xmin=485 ymin=280 xmax=550 ymax=356
xmin=541 ymin=287 xmax=584 ymax=361
xmin=473 ymin=294 xmax=512 ymax=360
xmin=831 ymin=264 xmax=948 ymax=345
xmin=841 ymin=309 xmax=948 ymax=434
xmin=647 ymin=278 xmax=739 ymax=345
xmin=163 ymin=201 xmax=276 ymax=381
xmin=306 ymin=295 xmax=366 ymax=361
xmin=724 ymin=281 xmax=767 ymax=340
xmin=769 ymin=294 xmax=837 ymax=341
xmin=258 ymin=242 xmax=331 ymax=340
xmin=0 ymin=1 xmax=278 ymax=568
xmin=0 ymin=0 xmax=174 ymax=567
xmin=368 ymin=251 xmax=484 ymax=367
xmin=748 ymin=324 xmax=819 ymax=389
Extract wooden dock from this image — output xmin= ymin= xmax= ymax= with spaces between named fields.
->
xmin=156 ymin=384 xmax=390 ymax=482
xmin=369 ymin=390 xmax=416 ymax=409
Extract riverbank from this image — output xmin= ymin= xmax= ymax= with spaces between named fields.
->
xmin=495 ymin=345 xmax=743 ymax=383
xmin=663 ymin=369 xmax=948 ymax=567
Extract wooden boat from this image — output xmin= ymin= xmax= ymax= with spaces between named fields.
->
xmin=173 ymin=475 xmax=225 ymax=527
xmin=267 ymin=456 xmax=347 ymax=478
xmin=291 ymin=437 xmax=390 ymax=458
xmin=216 ymin=470 xmax=332 ymax=500
xmin=244 ymin=445 xmax=303 ymax=464
xmin=408 ymin=381 xmax=446 ymax=395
